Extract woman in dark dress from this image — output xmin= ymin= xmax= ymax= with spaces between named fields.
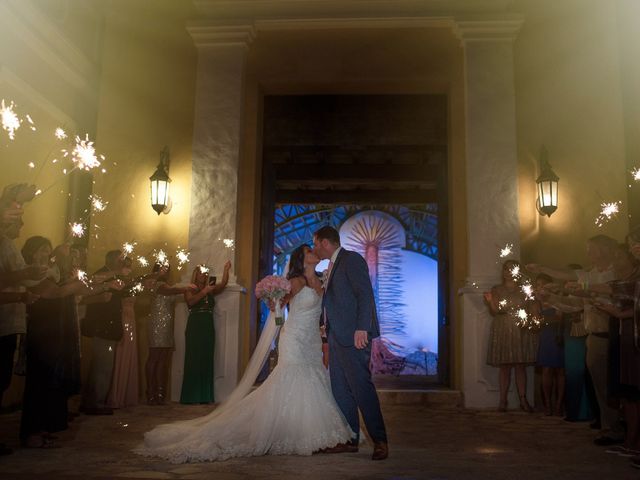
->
xmin=180 ymin=261 xmax=231 ymax=404
xmin=20 ymin=237 xmax=96 ymax=448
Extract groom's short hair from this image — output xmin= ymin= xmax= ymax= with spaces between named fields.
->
xmin=314 ymin=226 xmax=341 ymax=246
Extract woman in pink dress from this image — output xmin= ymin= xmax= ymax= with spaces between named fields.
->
xmin=107 ymin=258 xmax=139 ymax=408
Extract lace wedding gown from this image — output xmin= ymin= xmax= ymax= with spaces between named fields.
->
xmin=136 ymin=286 xmax=352 ymax=463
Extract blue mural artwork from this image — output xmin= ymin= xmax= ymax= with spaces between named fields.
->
xmin=270 ymin=204 xmax=439 ymax=376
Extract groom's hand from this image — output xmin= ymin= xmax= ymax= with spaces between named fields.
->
xmin=354 ymin=330 xmax=368 ymax=349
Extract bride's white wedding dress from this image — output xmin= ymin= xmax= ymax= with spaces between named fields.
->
xmin=136 ymin=286 xmax=352 ymax=463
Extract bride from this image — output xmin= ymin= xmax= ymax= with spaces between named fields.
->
xmin=136 ymin=244 xmax=353 ymax=463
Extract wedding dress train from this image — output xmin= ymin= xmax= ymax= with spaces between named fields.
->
xmin=136 ymin=286 xmax=352 ymax=463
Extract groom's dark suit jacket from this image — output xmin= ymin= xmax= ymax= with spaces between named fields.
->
xmin=322 ymin=248 xmax=380 ymax=347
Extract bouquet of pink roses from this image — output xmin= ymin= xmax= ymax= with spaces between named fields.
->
xmin=255 ymin=275 xmax=291 ymax=325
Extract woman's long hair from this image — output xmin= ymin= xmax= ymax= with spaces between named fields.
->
xmin=286 ymin=244 xmax=308 ymax=281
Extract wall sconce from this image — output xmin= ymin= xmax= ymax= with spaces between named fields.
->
xmin=535 ymin=147 xmax=559 ymax=217
xmin=150 ymin=146 xmax=172 ymax=215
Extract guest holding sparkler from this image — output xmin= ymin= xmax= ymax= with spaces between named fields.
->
xmin=145 ymin=263 xmax=196 ymax=405
xmin=107 ymin=256 xmax=139 ymax=409
xmin=19 ymin=236 xmax=103 ymax=448
xmin=529 ymin=235 xmax=622 ymax=445
xmin=0 ymin=191 xmax=45 ymax=455
xmin=483 ymin=260 xmax=538 ymax=412
xmin=180 ymin=261 xmax=231 ymax=404
xmin=534 ymin=274 xmax=566 ymax=416
xmin=80 ymin=250 xmax=126 ymax=416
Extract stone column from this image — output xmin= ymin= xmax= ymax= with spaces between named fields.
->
xmin=171 ymin=24 xmax=254 ymax=403
xmin=454 ymin=17 xmax=529 ymax=408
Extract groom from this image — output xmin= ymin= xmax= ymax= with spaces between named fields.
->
xmin=313 ymin=226 xmax=388 ymax=461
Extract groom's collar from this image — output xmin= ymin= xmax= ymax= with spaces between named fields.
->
xmin=330 ymin=246 xmax=342 ymax=264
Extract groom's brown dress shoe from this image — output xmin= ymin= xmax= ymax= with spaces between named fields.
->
xmin=319 ymin=442 xmax=359 ymax=454
xmin=372 ymin=442 xmax=388 ymax=460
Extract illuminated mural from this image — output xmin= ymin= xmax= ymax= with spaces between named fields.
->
xmin=271 ymin=204 xmax=438 ymax=376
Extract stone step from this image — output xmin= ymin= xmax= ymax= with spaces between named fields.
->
xmin=377 ymin=389 xmax=463 ymax=408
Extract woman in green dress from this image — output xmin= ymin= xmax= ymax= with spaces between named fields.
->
xmin=180 ymin=261 xmax=231 ymax=404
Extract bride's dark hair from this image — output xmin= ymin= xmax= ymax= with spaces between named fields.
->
xmin=286 ymin=244 xmax=308 ymax=281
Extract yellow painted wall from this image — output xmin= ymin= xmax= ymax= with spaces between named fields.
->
xmin=88 ymin=2 xmax=197 ymax=398
xmin=514 ymin=0 xmax=629 ymax=267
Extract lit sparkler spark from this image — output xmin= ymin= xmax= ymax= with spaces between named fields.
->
xmin=70 ymin=222 xmax=85 ymax=238
xmin=499 ymin=243 xmax=514 ymax=258
xmin=25 ymin=115 xmax=36 ymax=131
xmin=34 ymin=189 xmax=42 ymax=196
xmin=510 ymin=264 xmax=521 ymax=279
xmin=130 ymin=282 xmax=144 ymax=296
xmin=54 ymin=127 xmax=67 ymax=140
xmin=71 ymin=134 xmax=103 ymax=171
xmin=89 ymin=194 xmax=107 ymax=212
xmin=76 ymin=270 xmax=89 ymax=286
xmin=1 ymin=99 xmax=21 ymax=139
xmin=198 ymin=264 xmax=209 ymax=274
xmin=122 ymin=242 xmax=136 ymax=256
xmin=137 ymin=256 xmax=149 ymax=268
xmin=153 ymin=249 xmax=169 ymax=267
xmin=27 ymin=162 xmax=35 ymax=169
xmin=595 ymin=201 xmax=622 ymax=227
xmin=514 ymin=308 xmax=541 ymax=330
xmin=521 ymin=282 xmax=535 ymax=300
xmin=498 ymin=299 xmax=508 ymax=309
xmin=223 ymin=238 xmax=235 ymax=249
xmin=176 ymin=248 xmax=190 ymax=270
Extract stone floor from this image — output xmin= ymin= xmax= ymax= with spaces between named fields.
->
xmin=0 ymin=400 xmax=637 ymax=480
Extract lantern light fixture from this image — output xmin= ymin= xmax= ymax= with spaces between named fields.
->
xmin=535 ymin=147 xmax=559 ymax=217
xmin=150 ymin=146 xmax=172 ymax=215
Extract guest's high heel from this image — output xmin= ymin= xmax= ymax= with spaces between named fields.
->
xmin=146 ymin=391 xmax=157 ymax=405
xmin=156 ymin=387 xmax=166 ymax=405
xmin=519 ymin=396 xmax=533 ymax=413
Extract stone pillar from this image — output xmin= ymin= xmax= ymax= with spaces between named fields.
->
xmin=454 ymin=17 xmax=530 ymax=408
xmin=170 ymin=24 xmax=254 ymax=403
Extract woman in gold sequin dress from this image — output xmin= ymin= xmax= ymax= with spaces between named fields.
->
xmin=484 ymin=260 xmax=538 ymax=412
xmin=145 ymin=264 xmax=195 ymax=405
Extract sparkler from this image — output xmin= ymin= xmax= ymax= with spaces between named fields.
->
xmin=70 ymin=134 xmax=104 ymax=171
xmin=153 ymin=249 xmax=169 ymax=267
xmin=70 ymin=222 xmax=85 ymax=238
xmin=176 ymin=248 xmax=190 ymax=270
xmin=122 ymin=242 xmax=136 ymax=256
xmin=499 ymin=243 xmax=514 ymax=258
xmin=510 ymin=264 xmax=521 ymax=280
xmin=89 ymin=194 xmax=107 ymax=212
xmin=137 ymin=256 xmax=149 ymax=268
xmin=198 ymin=264 xmax=209 ymax=275
xmin=27 ymin=162 xmax=35 ymax=169
xmin=76 ymin=270 xmax=89 ymax=287
xmin=1 ymin=99 xmax=21 ymax=139
xmin=223 ymin=239 xmax=235 ymax=249
xmin=514 ymin=308 xmax=541 ymax=330
xmin=521 ymin=282 xmax=535 ymax=301
xmin=595 ymin=201 xmax=622 ymax=227
xmin=54 ymin=127 xmax=67 ymax=140
xmin=130 ymin=282 xmax=144 ymax=296
xmin=498 ymin=299 xmax=508 ymax=309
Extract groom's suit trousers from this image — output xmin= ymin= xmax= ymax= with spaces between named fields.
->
xmin=328 ymin=333 xmax=387 ymax=444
